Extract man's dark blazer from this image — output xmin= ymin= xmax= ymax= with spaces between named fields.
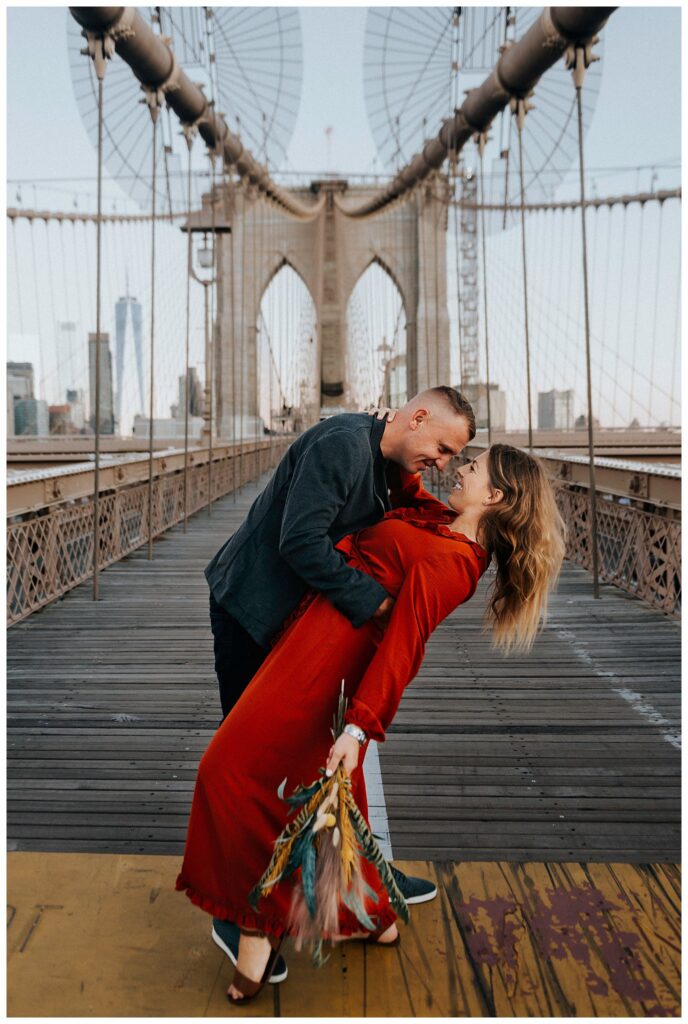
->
xmin=205 ymin=413 xmax=393 ymax=647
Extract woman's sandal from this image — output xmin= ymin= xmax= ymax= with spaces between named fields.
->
xmin=227 ymin=926 xmax=285 ymax=1004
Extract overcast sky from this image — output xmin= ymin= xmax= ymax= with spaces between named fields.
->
xmin=5 ymin=5 xmax=683 ymax=431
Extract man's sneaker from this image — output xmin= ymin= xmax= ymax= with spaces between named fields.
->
xmin=211 ymin=918 xmax=288 ymax=983
xmin=390 ymin=865 xmax=438 ymax=905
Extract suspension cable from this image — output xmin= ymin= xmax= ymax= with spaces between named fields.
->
xmin=208 ymin=144 xmax=217 ymax=516
xmin=570 ymin=43 xmax=600 ymax=598
xmin=476 ymin=133 xmax=493 ymax=444
xmin=649 ymin=200 xmax=664 ymax=422
xmin=146 ymin=107 xmax=159 ymax=560
xmin=182 ymin=127 xmax=194 ymax=532
xmin=88 ymin=37 xmax=109 ymax=599
xmin=10 ymin=219 xmax=24 ymax=338
xmin=629 ymin=201 xmax=646 ymax=423
xmin=670 ymin=255 xmax=680 ymax=425
xmin=228 ymin=171 xmax=238 ymax=501
xmin=28 ymin=223 xmax=46 ymax=407
xmin=513 ymin=98 xmax=535 ymax=450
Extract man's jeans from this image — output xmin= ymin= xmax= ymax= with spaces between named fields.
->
xmin=209 ymin=591 xmax=269 ymax=720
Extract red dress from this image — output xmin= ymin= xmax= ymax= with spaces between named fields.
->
xmin=176 ymin=475 xmax=488 ymax=937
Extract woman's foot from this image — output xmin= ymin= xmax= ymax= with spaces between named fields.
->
xmin=227 ymin=932 xmax=273 ymax=1001
xmin=337 ymin=922 xmax=399 ymax=944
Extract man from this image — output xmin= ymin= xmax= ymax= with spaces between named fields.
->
xmin=205 ymin=386 xmax=475 ymax=974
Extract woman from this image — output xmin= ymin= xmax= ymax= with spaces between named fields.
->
xmin=176 ymin=444 xmax=565 ymax=1002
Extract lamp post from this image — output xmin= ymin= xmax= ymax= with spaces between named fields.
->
xmin=192 ymin=233 xmax=216 ymax=446
xmin=181 ymin=187 xmax=231 ymax=514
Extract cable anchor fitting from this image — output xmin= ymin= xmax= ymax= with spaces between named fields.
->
xmin=509 ymin=93 xmax=535 ymax=132
xmin=474 ymin=130 xmax=490 ymax=158
xmin=564 ymin=38 xmax=600 ymax=89
xmin=140 ymin=49 xmax=181 ymax=123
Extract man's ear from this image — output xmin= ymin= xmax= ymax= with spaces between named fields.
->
xmin=409 ymin=408 xmax=429 ymax=431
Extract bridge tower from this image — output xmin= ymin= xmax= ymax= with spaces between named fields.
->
xmin=211 ymin=175 xmax=450 ymax=437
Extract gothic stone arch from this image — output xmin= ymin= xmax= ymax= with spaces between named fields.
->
xmin=213 ymin=175 xmax=449 ymax=436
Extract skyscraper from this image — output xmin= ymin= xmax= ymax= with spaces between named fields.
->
xmin=66 ymin=387 xmax=86 ymax=430
xmin=88 ymin=332 xmax=115 ymax=434
xmin=7 ymin=362 xmax=35 ymax=437
xmin=115 ymin=291 xmax=145 ymax=433
xmin=14 ymin=399 xmax=50 ymax=436
xmin=177 ymin=366 xmax=204 ymax=420
xmin=538 ymin=389 xmax=575 ymax=430
xmin=7 ymin=362 xmax=35 ymax=401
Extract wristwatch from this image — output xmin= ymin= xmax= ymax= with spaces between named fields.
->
xmin=344 ymin=723 xmax=368 ymax=746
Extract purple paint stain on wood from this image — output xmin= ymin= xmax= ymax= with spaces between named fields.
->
xmin=455 ymin=883 xmax=672 ymax=1015
xmin=531 ymin=884 xmax=658 ymax=1001
xmin=456 ymin=895 xmax=522 ymax=968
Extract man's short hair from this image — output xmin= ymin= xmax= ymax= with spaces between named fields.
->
xmin=428 ymin=386 xmax=476 ymax=441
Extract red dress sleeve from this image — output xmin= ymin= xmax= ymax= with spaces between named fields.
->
xmin=344 ymin=549 xmax=483 ymax=742
xmin=387 ymin=464 xmax=451 ymax=515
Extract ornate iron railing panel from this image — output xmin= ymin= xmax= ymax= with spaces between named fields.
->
xmin=7 ymin=440 xmax=289 ymax=626
xmin=556 ymin=487 xmax=680 ymax=618
xmin=437 ymin=457 xmax=680 ymax=620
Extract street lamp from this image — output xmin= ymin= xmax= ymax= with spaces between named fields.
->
xmin=197 ymin=235 xmax=214 ymax=270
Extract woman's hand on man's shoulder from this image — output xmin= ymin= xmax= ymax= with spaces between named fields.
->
xmin=365 ymin=406 xmax=397 ymax=422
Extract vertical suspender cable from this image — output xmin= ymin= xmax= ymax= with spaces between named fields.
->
xmin=570 ymin=44 xmax=600 ymax=599
xmin=477 ymin=134 xmax=493 ymax=444
xmin=147 ymin=110 xmax=158 ymax=560
xmin=649 ymin=201 xmax=664 ymax=422
xmin=93 ymin=67 xmax=105 ymax=598
xmin=670 ymin=248 xmax=680 ymax=425
xmin=11 ymin=220 xmax=25 ymax=337
xmin=514 ymin=100 xmax=533 ymax=450
xmin=612 ymin=209 xmax=627 ymax=426
xmin=239 ymin=182 xmax=246 ymax=490
xmin=452 ymin=167 xmax=464 ymax=390
xmin=45 ymin=222 xmax=62 ymax=407
xmin=629 ymin=202 xmax=645 ymax=423
xmin=432 ymin=187 xmax=442 ymax=496
xmin=182 ymin=133 xmax=193 ymax=532
xmin=208 ymin=148 xmax=217 ymax=516
xmin=229 ymin=174 xmax=238 ymax=502
xmin=251 ymin=196 xmax=258 ymax=456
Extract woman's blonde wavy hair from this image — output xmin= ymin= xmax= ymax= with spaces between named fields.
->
xmin=478 ymin=444 xmax=566 ymax=653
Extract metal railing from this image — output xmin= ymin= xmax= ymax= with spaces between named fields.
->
xmin=7 ymin=439 xmax=289 ymax=626
xmin=554 ymin=486 xmax=680 ymax=618
xmin=438 ymin=448 xmax=681 ymax=620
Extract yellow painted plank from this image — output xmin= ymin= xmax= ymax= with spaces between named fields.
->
xmin=8 ymin=852 xmax=225 ymax=1017
xmin=7 ymin=853 xmax=681 ymax=1018
xmin=378 ymin=861 xmax=487 ymax=1017
xmin=276 ymin=939 xmax=367 ymax=1018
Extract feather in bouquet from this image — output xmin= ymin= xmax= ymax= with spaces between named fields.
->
xmin=248 ymin=681 xmax=409 ymax=965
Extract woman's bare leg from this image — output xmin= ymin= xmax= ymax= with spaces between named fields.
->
xmin=227 ymin=933 xmax=272 ymax=999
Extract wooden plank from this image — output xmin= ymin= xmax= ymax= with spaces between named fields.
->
xmin=7 ymin=474 xmax=682 ymax=864
xmin=13 ymin=853 xmax=678 ymax=1017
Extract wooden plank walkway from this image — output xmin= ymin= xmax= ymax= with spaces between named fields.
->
xmin=7 ymin=473 xmax=680 ymax=862
xmin=7 ymin=852 xmax=680 ymax=1016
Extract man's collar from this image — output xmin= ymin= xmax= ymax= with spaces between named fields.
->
xmin=368 ymin=414 xmax=387 ymax=459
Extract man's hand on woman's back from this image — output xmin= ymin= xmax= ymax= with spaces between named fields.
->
xmin=372 ymin=595 xmax=395 ymax=623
